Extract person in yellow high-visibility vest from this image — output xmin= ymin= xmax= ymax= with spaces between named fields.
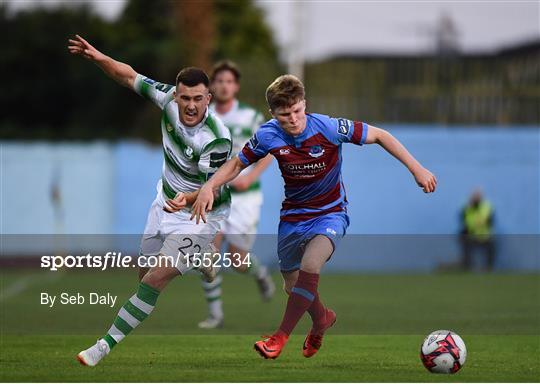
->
xmin=460 ymin=189 xmax=495 ymax=271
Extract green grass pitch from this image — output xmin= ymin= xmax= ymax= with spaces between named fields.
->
xmin=1 ymin=270 xmax=539 ymax=382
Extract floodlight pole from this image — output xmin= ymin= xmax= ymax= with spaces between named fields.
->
xmin=288 ymin=1 xmax=305 ymax=81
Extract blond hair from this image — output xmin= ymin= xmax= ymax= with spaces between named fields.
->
xmin=265 ymin=74 xmax=305 ymax=111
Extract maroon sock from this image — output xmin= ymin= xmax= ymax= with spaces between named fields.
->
xmin=278 ymin=270 xmax=320 ymax=335
xmin=307 ymin=292 xmax=327 ymax=331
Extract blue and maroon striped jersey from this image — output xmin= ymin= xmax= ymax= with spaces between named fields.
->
xmin=238 ymin=113 xmax=368 ymax=222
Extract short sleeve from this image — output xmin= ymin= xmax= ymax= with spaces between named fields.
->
xmin=134 ymin=74 xmax=175 ymax=110
xmin=198 ymin=138 xmax=232 ymax=182
xmin=238 ymin=130 xmax=270 ymax=166
xmin=331 ymin=117 xmax=369 ymax=145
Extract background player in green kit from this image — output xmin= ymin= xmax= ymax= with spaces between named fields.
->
xmin=197 ymin=61 xmax=275 ymax=329
xmin=68 ymin=35 xmax=232 ymax=366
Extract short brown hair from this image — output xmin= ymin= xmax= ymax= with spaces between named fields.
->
xmin=265 ymin=74 xmax=305 ymax=111
xmin=210 ymin=60 xmax=241 ymax=82
xmin=176 ymin=67 xmax=209 ymax=88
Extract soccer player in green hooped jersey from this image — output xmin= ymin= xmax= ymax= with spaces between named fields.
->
xmin=196 ymin=61 xmax=276 ymax=329
xmin=68 ymin=35 xmax=231 ymax=366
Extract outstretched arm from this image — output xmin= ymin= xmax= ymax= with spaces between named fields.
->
xmin=191 ymin=157 xmax=247 ymax=223
xmin=365 ymin=126 xmax=437 ymax=193
xmin=68 ymin=34 xmax=136 ymax=90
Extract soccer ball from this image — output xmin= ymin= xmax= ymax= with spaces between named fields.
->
xmin=420 ymin=330 xmax=467 ymax=374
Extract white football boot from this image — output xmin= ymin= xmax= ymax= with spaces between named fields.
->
xmin=198 ymin=316 xmax=224 ymax=329
xmin=77 ymin=339 xmax=110 ymax=366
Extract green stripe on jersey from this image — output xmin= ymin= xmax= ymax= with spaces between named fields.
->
xmin=163 ymin=150 xmax=199 ymax=182
xmin=198 ymin=171 xmax=210 ymax=183
xmin=162 ymin=113 xmax=200 ymax=160
xmin=203 ymin=138 xmax=232 ymax=153
xmin=140 ymin=80 xmax=151 ymax=99
xmin=214 ymin=186 xmax=231 ymax=207
xmin=162 ymin=178 xmax=178 ymax=200
xmin=205 ymin=114 xmax=220 ymax=139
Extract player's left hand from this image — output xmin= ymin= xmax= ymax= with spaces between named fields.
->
xmin=413 ymin=167 xmax=437 ymax=193
xmin=229 ymin=175 xmax=252 ymax=192
xmin=190 ymin=184 xmax=214 ymax=224
xmin=164 ymin=192 xmax=187 ymax=213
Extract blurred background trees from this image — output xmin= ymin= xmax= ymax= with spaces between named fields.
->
xmin=1 ymin=0 xmax=538 ymax=142
xmin=0 ymin=0 xmax=282 ymax=142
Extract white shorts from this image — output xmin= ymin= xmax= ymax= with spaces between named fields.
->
xmin=139 ymin=198 xmax=222 ymax=271
xmin=221 ymin=191 xmax=262 ymax=251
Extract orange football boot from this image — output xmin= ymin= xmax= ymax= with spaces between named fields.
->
xmin=254 ymin=332 xmax=288 ymax=359
xmin=302 ymin=309 xmax=337 ymax=358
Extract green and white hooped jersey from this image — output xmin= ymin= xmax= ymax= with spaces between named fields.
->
xmin=210 ymin=100 xmax=264 ymax=193
xmin=134 ymin=74 xmax=232 ymax=218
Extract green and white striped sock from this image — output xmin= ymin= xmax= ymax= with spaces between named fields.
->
xmin=102 ymin=282 xmax=159 ymax=349
xmin=202 ymin=273 xmax=223 ymax=319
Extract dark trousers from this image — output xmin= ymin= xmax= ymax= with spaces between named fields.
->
xmin=460 ymin=236 xmax=496 ymax=271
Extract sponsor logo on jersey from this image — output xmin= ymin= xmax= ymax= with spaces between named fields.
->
xmin=156 ymin=83 xmax=173 ymax=92
xmin=285 ymin=161 xmax=327 ymax=177
xmin=248 ymin=134 xmax=259 ymax=150
xmin=308 ymin=145 xmax=325 ymax=158
xmin=286 ymin=162 xmax=326 ymax=171
xmin=166 ymin=123 xmax=174 ymax=132
xmin=326 ymin=228 xmax=337 ymax=236
xmin=209 ymin=151 xmax=228 ymax=168
xmin=279 ymin=148 xmax=290 ymax=155
xmin=337 ymin=118 xmax=350 ymax=136
xmin=184 ymin=146 xmax=194 ymax=159
xmin=143 ymin=77 xmax=156 ymax=85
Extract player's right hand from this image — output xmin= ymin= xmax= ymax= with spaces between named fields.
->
xmin=67 ymin=35 xmax=104 ymax=61
xmin=190 ymin=184 xmax=214 ymax=224
xmin=164 ymin=192 xmax=187 ymax=213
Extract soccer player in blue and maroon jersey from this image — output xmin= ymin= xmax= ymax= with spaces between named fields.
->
xmin=191 ymin=75 xmax=437 ymax=359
